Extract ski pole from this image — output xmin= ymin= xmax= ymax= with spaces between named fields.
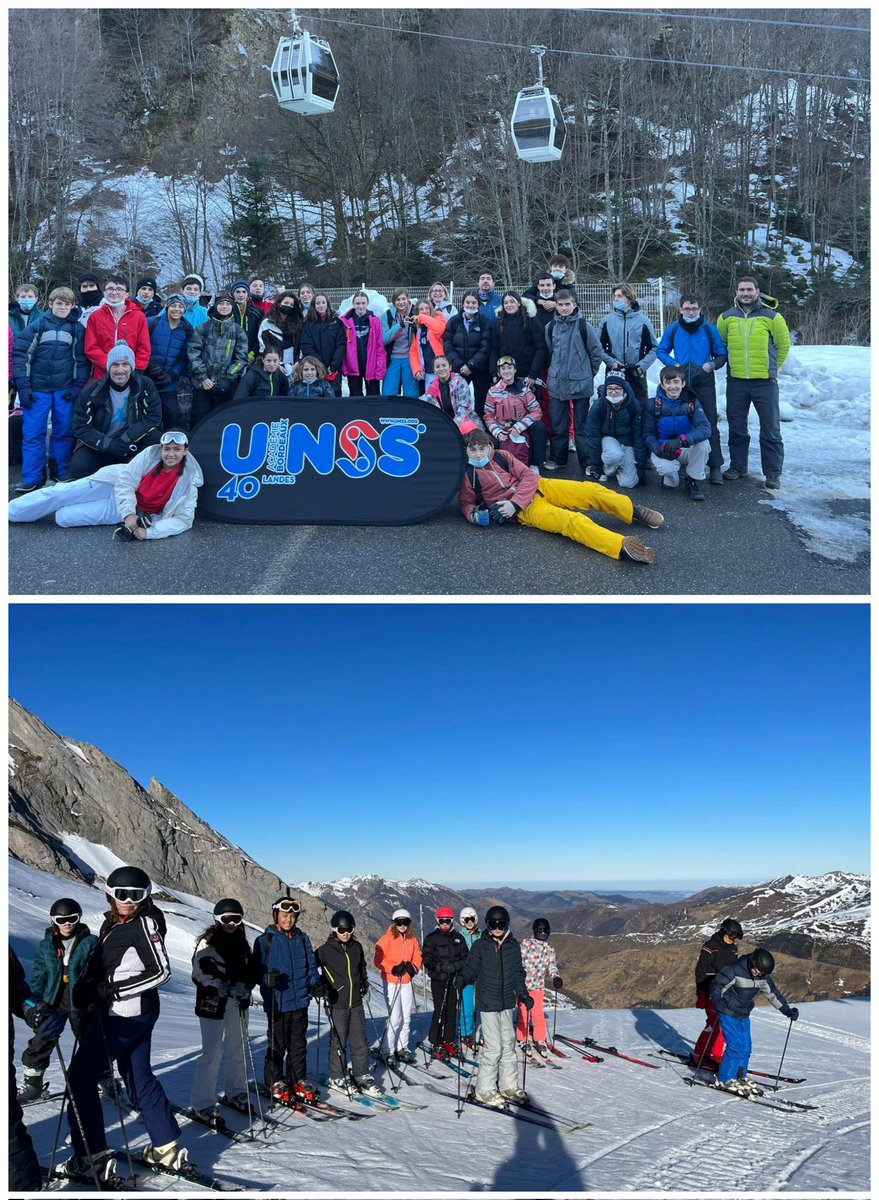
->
xmin=693 ymin=1001 xmax=720 ymax=1073
xmin=551 ymin=982 xmax=559 ymax=1045
xmin=454 ymin=984 xmax=464 ymax=1119
xmin=236 ymin=1005 xmax=257 ymax=1139
xmin=323 ymin=999 xmax=355 ymax=1099
xmin=96 ymin=1009 xmax=137 ymax=1186
xmin=240 ymin=1008 xmax=268 ymax=1135
xmin=52 ymin=1041 xmax=105 ymax=1190
xmin=773 ymin=1018 xmax=794 ymax=1091
xmin=47 ymin=1030 xmax=80 ymax=1181
xmin=520 ymin=998 xmax=529 ymax=1093
xmin=315 ymin=987 xmax=322 ymax=1084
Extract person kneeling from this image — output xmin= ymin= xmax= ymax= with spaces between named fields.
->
xmin=8 ymin=431 xmax=202 ymax=540
xmin=644 ymin=365 xmax=711 ymax=500
xmin=459 ymin=429 xmax=663 ymax=564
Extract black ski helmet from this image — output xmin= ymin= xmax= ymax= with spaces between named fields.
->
xmin=749 ymin=947 xmax=775 ymax=975
xmin=532 ymin=918 xmax=551 ymax=940
xmin=106 ymin=865 xmax=151 ymax=895
xmin=50 ymin=898 xmax=83 ymax=919
xmin=331 ymin=910 xmax=355 ymax=933
xmin=720 ymin=918 xmax=743 ymax=939
xmin=213 ymin=897 xmax=244 ymax=919
xmin=485 ymin=904 xmax=510 ymax=929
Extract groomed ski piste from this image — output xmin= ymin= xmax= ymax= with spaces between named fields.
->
xmin=10 ymin=856 xmax=869 ymax=1194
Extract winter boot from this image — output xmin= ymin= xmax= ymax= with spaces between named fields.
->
xmin=722 ymin=466 xmax=748 ymax=481
xmin=17 ymin=1072 xmax=45 ymax=1103
xmin=142 ymin=1140 xmax=189 ymax=1171
xmin=632 ymin=503 xmax=665 ymax=529
xmin=474 ymin=1090 xmax=506 ymax=1109
xmin=686 ymin=475 xmax=705 ymax=501
xmin=763 ymin=475 xmax=781 ymax=490
xmin=621 ymin=535 xmax=656 ymax=564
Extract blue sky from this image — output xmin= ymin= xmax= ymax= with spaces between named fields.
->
xmin=9 ymin=604 xmax=870 ymax=888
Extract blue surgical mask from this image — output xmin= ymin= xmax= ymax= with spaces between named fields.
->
xmin=550 ymin=270 xmax=565 ymax=281
xmin=18 ymin=297 xmax=36 ymax=312
xmin=468 ymin=455 xmax=490 ymax=468
xmin=614 ymin=299 xmax=628 ymax=313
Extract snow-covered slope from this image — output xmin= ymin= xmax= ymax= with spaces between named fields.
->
xmin=11 ymin=859 xmax=869 ymax=1192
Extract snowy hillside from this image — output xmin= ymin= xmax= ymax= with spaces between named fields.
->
xmin=10 ymin=859 xmax=869 ymax=1193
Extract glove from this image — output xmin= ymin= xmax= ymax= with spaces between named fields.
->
xmin=326 ymin=370 xmax=339 ymax=381
xmin=403 ymin=961 xmax=417 ymax=976
xmin=471 ymin=507 xmax=490 ymax=527
xmin=552 ymin=976 xmax=563 ymax=990
xmin=454 ymin=974 xmax=466 ymax=992
xmin=360 ymin=983 xmax=370 ymax=997
xmin=108 ymin=436 xmax=134 ymax=458
xmin=266 ymin=969 xmax=282 ymax=989
xmin=22 ymin=999 xmax=53 ymax=1031
xmin=62 ymin=387 xmax=81 ymax=403
xmin=520 ymin=994 xmax=535 ymax=1011
xmin=391 ymin=964 xmax=406 ymax=978
xmin=17 ymin=385 xmax=33 ymax=409
xmin=660 ymin=439 xmax=682 ymax=459
xmin=38 ymin=1010 xmax=66 ymax=1040
xmin=230 ymin=982 xmax=252 ymax=1001
xmin=311 ymin=979 xmax=326 ymax=999
xmin=489 ymin=502 xmax=510 ymax=524
xmin=679 ymin=434 xmax=689 ymax=447
xmin=781 ymin=1005 xmax=799 ymax=1021
xmin=95 ymin=981 xmax=116 ymax=1007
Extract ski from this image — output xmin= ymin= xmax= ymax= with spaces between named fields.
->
xmin=522 ymin=1045 xmax=562 ymax=1070
xmin=684 ymin=1076 xmax=814 ymax=1114
xmin=417 ymin=1040 xmax=478 ymax=1068
xmin=546 ymin=1042 xmax=570 ymax=1059
xmin=217 ymin=1095 xmax=303 ymax=1135
xmin=174 ymin=1104 xmax=271 ymax=1145
xmin=319 ymin=1074 xmax=421 ymax=1110
xmin=303 ymin=1093 xmax=376 ymax=1121
xmin=555 ymin=1033 xmax=658 ymax=1068
xmin=653 ymin=1048 xmax=806 ymax=1084
xmin=424 ymin=1083 xmax=590 ymax=1134
xmin=138 ymin=1155 xmax=247 ymax=1192
xmin=42 ymin=1162 xmax=131 ymax=1192
xmin=248 ymin=1080 xmax=334 ymax=1121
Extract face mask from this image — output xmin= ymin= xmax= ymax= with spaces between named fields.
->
xmin=614 ymin=299 xmax=628 ymax=313
xmin=468 ymin=455 xmax=490 ymax=468
xmin=550 ymin=270 xmax=565 ymax=281
xmin=183 ymin=294 xmax=198 ymax=307
xmin=463 ymin=307 xmax=478 ymax=317
xmin=607 ymin=395 xmax=626 ymax=407
xmin=136 ymin=296 xmax=151 ymax=307
xmin=18 ymin=297 xmax=36 ymax=312
xmin=681 ymin=314 xmax=700 ymax=324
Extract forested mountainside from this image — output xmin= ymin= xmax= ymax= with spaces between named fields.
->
xmin=10 ymin=8 xmax=869 ymax=337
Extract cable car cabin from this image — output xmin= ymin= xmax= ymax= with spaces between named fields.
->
xmin=271 ymin=32 xmax=340 ymax=115
xmin=510 ymin=86 xmax=566 ymax=162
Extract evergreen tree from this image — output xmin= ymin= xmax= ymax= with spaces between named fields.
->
xmin=223 ymin=158 xmax=287 ymax=275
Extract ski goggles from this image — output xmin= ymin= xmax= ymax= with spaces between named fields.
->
xmin=107 ymin=886 xmax=150 ymax=904
xmin=393 ymin=917 xmax=412 ymax=927
xmin=218 ymin=914 xmax=243 ymax=927
xmin=52 ymin=914 xmax=80 ymax=927
xmin=273 ymin=899 xmax=301 ymax=914
xmin=160 ymin=430 xmax=188 ymax=446
xmin=487 ymin=918 xmax=509 ymax=930
xmin=437 ymin=918 xmax=453 ymax=926
xmin=462 ymin=916 xmax=477 ymax=924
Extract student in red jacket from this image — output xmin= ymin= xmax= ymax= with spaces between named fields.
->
xmin=459 ymin=429 xmax=663 ymax=564
xmin=84 ymin=276 xmax=151 ymax=379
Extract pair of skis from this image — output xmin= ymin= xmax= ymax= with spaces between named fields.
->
xmin=423 ymin=1083 xmax=590 ymax=1134
xmin=652 ymin=1047 xmax=806 ymax=1085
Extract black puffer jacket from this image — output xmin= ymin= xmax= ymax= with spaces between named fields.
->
xmin=444 ymin=313 xmax=492 ymax=375
xmin=422 ymin=927 xmax=468 ymax=982
xmin=490 ymin=307 xmax=546 ymax=378
xmin=695 ymin=931 xmax=739 ymax=1000
xmin=73 ymin=371 xmax=162 ymax=455
xmin=316 ymin=934 xmax=368 ymax=1010
xmin=299 ymin=316 xmax=347 ymax=375
xmin=584 ymin=379 xmax=647 ymax=470
xmin=459 ymin=929 xmax=528 ymax=1013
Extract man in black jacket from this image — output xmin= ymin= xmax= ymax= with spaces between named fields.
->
xmin=692 ymin=917 xmax=742 ymax=1069
xmin=68 ymin=342 xmax=162 ymax=479
xmin=457 ymin=905 xmax=532 ymax=1108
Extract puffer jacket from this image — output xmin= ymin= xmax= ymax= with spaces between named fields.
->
xmin=695 ymin=931 xmax=739 ymax=1000
xmin=91 ymin=443 xmax=204 ymax=539
xmin=73 ymin=371 xmax=162 ymax=455
xmin=484 ymin=379 xmax=541 ymax=437
xmin=643 ymin=385 xmax=711 ymax=455
xmin=29 ymin=924 xmax=99 ymax=1011
xmin=290 ymin=378 xmax=337 ymax=399
xmin=316 ymin=934 xmax=369 ymax=1010
xmin=373 ymin=925 xmax=423 ymax=984
xmin=519 ymin=936 xmax=559 ymax=992
xmin=598 ymin=302 xmax=658 ymax=371
xmin=422 ymin=927 xmax=469 ymax=982
xmin=84 ymin=299 xmax=152 ymax=378
xmin=188 ymin=309 xmax=250 ymax=386
xmin=340 ymin=311 xmax=387 ymax=380
xmin=425 ymin=373 xmax=484 ymax=430
xmin=257 ymin=317 xmax=301 ymax=360
xmin=252 ymin=923 xmax=319 ymax=1014
xmin=716 ymin=294 xmax=791 ymax=380
xmin=192 ymin=930 xmax=255 ymax=1020
xmin=233 ymin=363 xmax=290 ymax=400
xmin=409 ymin=311 xmax=448 ymax=378
xmin=490 ymin=301 xmax=545 ymax=377
xmin=299 ymin=315 xmax=347 ymax=375
xmin=458 ymin=450 xmax=540 ymax=522
xmin=711 ymin=954 xmax=789 ymax=1019
xmin=545 ymin=308 xmax=604 ymax=401
xmin=444 ymin=312 xmax=492 ymax=375
xmin=584 ymin=378 xmax=646 ymax=470
xmin=147 ymin=313 xmax=193 ymax=390
xmin=656 ymin=315 xmax=728 ymax=388
xmin=13 ymin=311 xmax=89 ymax=394
xmin=458 ymin=929 xmax=529 ymax=1013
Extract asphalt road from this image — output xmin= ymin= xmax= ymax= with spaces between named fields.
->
xmin=8 ymin=466 xmax=869 ymax=597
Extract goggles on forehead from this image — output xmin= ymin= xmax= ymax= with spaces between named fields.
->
xmin=108 ymin=886 xmax=150 ymax=904
xmin=160 ymin=430 xmax=188 ymax=446
xmin=274 ymin=899 xmax=301 ymax=914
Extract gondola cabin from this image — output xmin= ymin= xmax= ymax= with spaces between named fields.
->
xmin=271 ymin=31 xmax=340 ymax=115
xmin=511 ymin=86 xmax=566 ymax=162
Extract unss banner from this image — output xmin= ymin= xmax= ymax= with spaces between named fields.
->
xmin=188 ymin=397 xmax=466 ymax=524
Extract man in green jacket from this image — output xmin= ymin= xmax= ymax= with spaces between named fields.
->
xmin=717 ymin=276 xmax=791 ymax=489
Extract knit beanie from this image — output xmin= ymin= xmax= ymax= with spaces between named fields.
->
xmin=106 ymin=341 xmax=135 ymax=370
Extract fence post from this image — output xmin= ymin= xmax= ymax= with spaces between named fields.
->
xmin=657 ymin=277 xmax=665 ymax=336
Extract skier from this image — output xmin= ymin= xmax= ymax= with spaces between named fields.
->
xmin=710 ymin=947 xmax=799 ymax=1094
xmin=373 ymin=909 xmax=422 ymax=1063
xmin=62 ymin=866 xmax=187 ymax=1179
xmin=457 ymin=906 xmax=481 ymax=1047
xmin=315 ymin=910 xmax=379 ymax=1095
xmin=189 ymin=898 xmax=256 ymax=1121
xmin=516 ymin=918 xmax=563 ymax=1058
xmin=692 ymin=917 xmax=742 ymax=1070
xmin=456 ymin=905 xmax=533 ymax=1109
xmin=10 ymin=947 xmax=43 ymax=1192
xmin=252 ymin=897 xmax=320 ymax=1105
xmin=422 ymin=907 xmax=468 ymax=1059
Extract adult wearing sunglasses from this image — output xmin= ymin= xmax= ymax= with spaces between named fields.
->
xmin=189 ymin=898 xmax=256 ymax=1121
xmin=691 ymin=917 xmax=743 ymax=1072
xmin=8 ymin=430 xmax=203 ymax=540
xmin=374 ymin=909 xmax=423 ymax=1063
xmin=457 ymin=907 xmax=480 ymax=1047
xmin=17 ymin=898 xmax=98 ymax=1104
xmin=61 ymin=866 xmax=189 ymax=1180
xmin=456 ymin=905 xmax=532 ymax=1110
xmin=252 ymin=897 xmax=320 ymax=1105
xmin=710 ymin=947 xmax=799 ymax=1095
xmin=422 ymin=907 xmax=468 ymax=1060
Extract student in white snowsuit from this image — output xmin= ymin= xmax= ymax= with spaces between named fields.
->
xmin=373 ymin=909 xmax=422 ymax=1062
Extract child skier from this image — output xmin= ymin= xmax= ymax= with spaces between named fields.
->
xmin=422 ymin=907 xmax=468 ymax=1059
xmin=516 ymin=918 xmax=563 ymax=1058
xmin=710 ymin=948 xmax=799 ymax=1094
xmin=373 ymin=909 xmax=422 ymax=1063
xmin=315 ymin=910 xmax=380 ymax=1095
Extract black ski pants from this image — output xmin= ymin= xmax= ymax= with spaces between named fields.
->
xmin=264 ymin=1007 xmax=308 ymax=1089
xmin=429 ymin=976 xmax=458 ymax=1047
xmin=327 ymin=1005 xmax=369 ymax=1078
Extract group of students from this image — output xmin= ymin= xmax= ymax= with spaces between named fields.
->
xmin=11 ymin=864 xmax=802 ymax=1190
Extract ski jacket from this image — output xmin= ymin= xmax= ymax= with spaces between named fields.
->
xmin=253 ymin=923 xmax=319 ymax=1014
xmin=12 ymin=311 xmax=89 ymax=395
xmin=433 ymin=299 xmax=458 ymax=319
xmin=716 ymin=294 xmax=791 ymax=380
xmin=9 ymin=300 xmax=45 ymax=337
xmin=73 ymin=371 xmax=162 ymax=455
xmin=181 ymin=296 xmax=210 ymax=329
xmin=656 ymin=315 xmax=728 ymax=388
xmin=711 ymin=955 xmax=789 ymax=1019
xmin=475 ymin=289 xmax=504 ymax=327
xmin=188 ymin=310 xmax=250 ymax=386
xmin=460 ymin=926 xmax=481 ymax=951
xmin=85 ymin=443 xmax=203 ymax=539
xmin=381 ymin=305 xmax=415 ymax=358
xmin=316 ymin=934 xmax=369 ymax=1010
xmin=84 ymin=300 xmax=151 ymax=378
xmin=519 ymin=936 xmax=559 ymax=992
xmin=409 ymin=311 xmax=448 ymax=378
xmin=425 ymin=374 xmax=484 ymax=431
xmin=231 ymin=302 xmax=264 ymax=357
xmin=373 ymin=925 xmax=423 ymax=984
xmin=545 ymin=309 xmax=604 ymax=401
xmin=458 ymin=929 xmax=528 ymax=1012
xmin=290 ymin=378 xmax=337 ymax=399
xmin=490 ymin=302 xmax=545 ymax=378
xmin=340 ymin=311 xmax=387 ymax=380
xmin=459 ymin=450 xmax=540 ymax=523
xmin=484 ymin=380 xmax=541 ymax=437
xmin=694 ymin=931 xmax=739 ymax=999
xmin=75 ymin=906 xmax=171 ymax=1018
xmin=422 ymin=927 xmax=469 ymax=982
xmin=584 ymin=379 xmax=647 ymax=469
xmin=147 ymin=314 xmax=193 ymax=389
xmin=598 ymin=303 xmax=658 ymax=371
xmin=192 ymin=931 xmax=255 ymax=1020
xmin=299 ymin=316 xmax=347 ymax=375
xmin=643 ymin=385 xmax=711 ymax=454
xmin=443 ymin=312 xmax=492 ymax=375
xmin=233 ymin=364 xmax=290 ymax=401
xmin=256 ymin=317 xmax=301 ymax=361
xmin=29 ymin=924 xmax=99 ymax=1011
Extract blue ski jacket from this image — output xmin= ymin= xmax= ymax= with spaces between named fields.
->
xmin=253 ymin=923 xmax=319 ymax=1014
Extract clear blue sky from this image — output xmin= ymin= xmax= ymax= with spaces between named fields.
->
xmin=9 ymin=604 xmax=870 ymax=887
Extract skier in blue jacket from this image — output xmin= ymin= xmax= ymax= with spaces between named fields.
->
xmin=710 ymin=947 xmax=799 ymax=1094
xmin=643 ymin=365 xmax=712 ymax=501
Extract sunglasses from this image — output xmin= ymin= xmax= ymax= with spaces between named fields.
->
xmin=274 ymin=899 xmax=301 ymax=914
xmin=53 ymin=915 xmax=80 ymax=927
xmin=218 ymin=914 xmax=243 ymax=927
xmin=487 ymin=919 xmax=509 ymax=930
xmin=438 ymin=918 xmax=453 ymax=925
xmin=108 ymin=886 xmax=149 ymax=904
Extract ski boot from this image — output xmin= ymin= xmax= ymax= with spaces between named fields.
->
xmin=222 ymin=1091 xmax=251 ymax=1113
xmin=501 ymin=1085 xmax=527 ymax=1101
xmin=474 ymin=1090 xmax=506 ymax=1109
xmin=353 ymin=1072 xmax=382 ymax=1097
xmin=292 ymin=1078 xmax=318 ymax=1103
xmin=395 ymin=1047 xmax=415 ymax=1064
xmin=533 ymin=1042 xmax=550 ymax=1059
xmin=17 ymin=1072 xmax=45 ymax=1103
xmin=143 ymin=1140 xmax=190 ymax=1171
xmin=58 ymin=1149 xmax=116 ymax=1181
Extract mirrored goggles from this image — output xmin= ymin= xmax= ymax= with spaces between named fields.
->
xmin=160 ymin=430 xmax=188 ymax=446
xmin=273 ymin=899 xmax=301 ymax=914
xmin=52 ymin=914 xmax=80 ymax=927
xmin=108 ymin=886 xmax=150 ymax=904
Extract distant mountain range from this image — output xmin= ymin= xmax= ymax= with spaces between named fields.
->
xmin=9 ymin=697 xmax=869 ymax=1009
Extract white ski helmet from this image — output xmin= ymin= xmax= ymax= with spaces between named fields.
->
xmin=391 ymin=908 xmax=411 ymax=921
xmin=460 ymin=906 xmax=478 ymax=921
